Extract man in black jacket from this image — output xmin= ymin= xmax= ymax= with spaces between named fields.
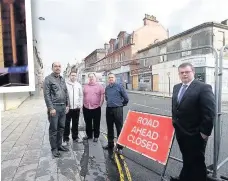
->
xmin=43 ymin=62 xmax=70 ymax=157
xmin=171 ymin=62 xmax=216 ymax=181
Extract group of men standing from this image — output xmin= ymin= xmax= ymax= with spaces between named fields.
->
xmin=43 ymin=62 xmax=129 ymax=158
xmin=43 ymin=61 xmax=216 ymax=181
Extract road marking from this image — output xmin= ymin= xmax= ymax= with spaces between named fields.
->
xmin=114 ymin=153 xmax=125 ymax=181
xmin=132 ymin=103 xmax=170 ymax=113
xmin=119 ymin=155 xmax=132 ymax=181
xmin=102 ymin=133 xmax=125 ymax=181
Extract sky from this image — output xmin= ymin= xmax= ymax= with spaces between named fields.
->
xmin=30 ymin=0 xmax=228 ymax=76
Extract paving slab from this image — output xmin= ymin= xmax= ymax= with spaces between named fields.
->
xmin=1 ymin=95 xmax=107 ymax=181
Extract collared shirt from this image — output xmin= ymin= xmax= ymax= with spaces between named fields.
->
xmin=83 ymin=82 xmax=105 ymax=109
xmin=105 ymin=83 xmax=129 ymax=108
xmin=178 ymin=78 xmax=194 ymax=100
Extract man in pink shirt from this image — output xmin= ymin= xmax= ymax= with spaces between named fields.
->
xmin=83 ymin=73 xmax=105 ymax=142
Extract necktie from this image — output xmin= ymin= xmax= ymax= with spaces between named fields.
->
xmin=178 ymin=85 xmax=188 ymax=103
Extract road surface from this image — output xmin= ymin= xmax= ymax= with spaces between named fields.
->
xmin=99 ymin=92 xmax=228 ymax=181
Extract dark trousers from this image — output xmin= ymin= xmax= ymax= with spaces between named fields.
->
xmin=63 ymin=108 xmax=80 ymax=141
xmin=83 ymin=106 xmax=101 ymax=138
xmin=106 ymin=107 xmax=123 ymax=149
xmin=175 ymin=129 xmax=208 ymax=181
xmin=48 ymin=105 xmax=66 ymax=151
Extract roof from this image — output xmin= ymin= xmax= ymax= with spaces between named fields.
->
xmin=137 ymin=21 xmax=228 ymax=53
xmin=84 ymin=48 xmax=106 ymax=61
xmin=117 ymin=31 xmax=126 ymax=37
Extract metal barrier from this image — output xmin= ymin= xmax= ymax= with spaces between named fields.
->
xmin=215 ymin=44 xmax=228 ymax=180
xmin=84 ymin=45 xmax=228 ymax=180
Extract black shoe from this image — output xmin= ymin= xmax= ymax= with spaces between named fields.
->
xmin=83 ymin=136 xmax=92 ymax=140
xmin=93 ymin=138 xmax=98 ymax=142
xmin=52 ymin=149 xmax=60 ymax=157
xmin=58 ymin=146 xmax=69 ymax=152
xmin=115 ymin=148 xmax=123 ymax=155
xmin=103 ymin=144 xmax=114 ymax=150
xmin=73 ymin=138 xmax=80 ymax=142
xmin=63 ymin=140 xmax=70 ymax=146
xmin=170 ymin=176 xmax=181 ymax=181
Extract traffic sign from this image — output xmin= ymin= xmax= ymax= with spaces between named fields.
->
xmin=117 ymin=110 xmax=174 ymax=165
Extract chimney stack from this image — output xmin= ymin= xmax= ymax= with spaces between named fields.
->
xmin=143 ymin=14 xmax=158 ymax=26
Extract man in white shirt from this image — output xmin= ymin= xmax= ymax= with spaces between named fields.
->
xmin=63 ymin=71 xmax=83 ymax=144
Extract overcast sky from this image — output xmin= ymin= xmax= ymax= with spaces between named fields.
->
xmin=30 ymin=0 xmax=227 ymax=76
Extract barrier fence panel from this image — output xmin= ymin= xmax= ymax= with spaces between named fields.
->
xmin=216 ymin=45 xmax=228 ymax=180
xmin=124 ymin=46 xmax=222 ymax=180
xmin=84 ymin=45 xmax=227 ymax=180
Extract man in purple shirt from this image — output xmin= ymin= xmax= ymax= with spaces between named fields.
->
xmin=83 ymin=73 xmax=105 ymax=142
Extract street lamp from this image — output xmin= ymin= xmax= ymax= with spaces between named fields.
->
xmin=167 ymin=72 xmax=171 ymax=96
xmin=38 ymin=17 xmax=45 ymax=20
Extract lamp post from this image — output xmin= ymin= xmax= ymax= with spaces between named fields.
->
xmin=38 ymin=17 xmax=45 ymax=21
xmin=167 ymin=72 xmax=171 ymax=96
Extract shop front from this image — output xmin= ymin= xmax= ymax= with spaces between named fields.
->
xmin=138 ymin=73 xmax=152 ymax=91
xmin=130 ymin=66 xmax=152 ymax=91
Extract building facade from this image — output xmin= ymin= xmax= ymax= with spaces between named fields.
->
xmin=131 ymin=46 xmax=161 ymax=91
xmin=76 ymin=60 xmax=85 ymax=84
xmin=139 ymin=21 xmax=228 ymax=98
xmin=84 ymin=45 xmax=108 ymax=72
xmin=94 ymin=14 xmax=168 ymax=87
xmin=33 ymin=42 xmax=44 ymax=93
xmin=0 ymin=0 xmax=28 ymax=86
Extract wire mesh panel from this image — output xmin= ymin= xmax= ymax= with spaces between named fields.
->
xmin=92 ymin=45 xmax=227 ymax=180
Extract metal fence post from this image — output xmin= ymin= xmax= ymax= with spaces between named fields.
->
xmin=213 ymin=45 xmax=228 ymax=178
xmin=83 ymin=45 xmax=224 ymax=179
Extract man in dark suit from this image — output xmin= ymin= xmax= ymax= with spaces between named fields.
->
xmin=171 ymin=62 xmax=216 ymax=181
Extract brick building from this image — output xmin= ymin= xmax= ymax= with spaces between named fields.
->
xmin=0 ymin=0 xmax=28 ymax=87
xmin=93 ymin=14 xmax=168 ymax=86
xmin=84 ymin=45 xmax=108 ymax=72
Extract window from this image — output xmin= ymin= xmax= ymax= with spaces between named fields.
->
xmin=181 ymin=38 xmax=191 ymax=57
xmin=121 ymin=52 xmax=125 ymax=61
xmin=119 ymin=52 xmax=125 ymax=61
xmin=120 ymin=38 xmax=124 ymax=47
xmin=144 ymin=58 xmax=148 ymax=66
xmin=217 ymin=31 xmax=225 ymax=50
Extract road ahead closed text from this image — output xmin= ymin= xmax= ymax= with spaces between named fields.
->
xmin=117 ymin=111 xmax=174 ymax=165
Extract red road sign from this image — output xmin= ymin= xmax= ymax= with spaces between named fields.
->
xmin=117 ymin=110 xmax=175 ymax=165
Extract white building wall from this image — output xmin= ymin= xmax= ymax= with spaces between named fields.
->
xmin=152 ymin=60 xmax=178 ymax=93
xmin=0 ymin=93 xmax=4 ymax=111
xmin=152 ymin=54 xmax=215 ymax=93
xmin=213 ymin=27 xmax=228 ymax=51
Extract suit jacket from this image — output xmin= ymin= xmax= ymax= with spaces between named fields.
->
xmin=172 ymin=79 xmax=216 ymax=136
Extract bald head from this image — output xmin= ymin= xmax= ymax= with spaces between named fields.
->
xmin=52 ymin=62 xmax=61 ymax=75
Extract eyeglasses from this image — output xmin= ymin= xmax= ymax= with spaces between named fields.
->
xmin=179 ymin=71 xmax=192 ymax=75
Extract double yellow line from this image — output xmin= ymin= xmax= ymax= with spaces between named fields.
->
xmin=103 ymin=134 xmax=132 ymax=181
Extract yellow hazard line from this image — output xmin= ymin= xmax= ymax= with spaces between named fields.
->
xmin=119 ymin=155 xmax=132 ymax=181
xmin=102 ymin=133 xmax=132 ymax=181
xmin=114 ymin=152 xmax=125 ymax=181
xmin=102 ymin=134 xmax=125 ymax=181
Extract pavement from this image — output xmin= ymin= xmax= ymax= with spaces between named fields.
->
xmin=1 ymin=95 xmax=107 ymax=181
xmin=1 ymin=91 xmax=227 ymax=181
xmin=126 ymin=90 xmax=172 ymax=98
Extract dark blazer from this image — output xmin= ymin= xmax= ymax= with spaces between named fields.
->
xmin=172 ymin=79 xmax=216 ymax=136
